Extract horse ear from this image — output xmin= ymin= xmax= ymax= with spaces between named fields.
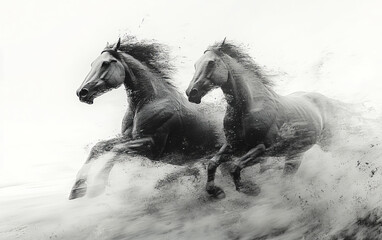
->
xmin=221 ymin=37 xmax=227 ymax=46
xmin=113 ymin=38 xmax=121 ymax=51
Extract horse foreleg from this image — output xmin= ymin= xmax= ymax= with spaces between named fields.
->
xmin=69 ymin=163 xmax=91 ymax=200
xmin=89 ymin=135 xmax=167 ymax=197
xmin=87 ymin=153 xmax=123 ymax=198
xmin=110 ymin=137 xmax=155 ymax=154
xmin=206 ymin=143 xmax=232 ymax=199
xmin=230 ymin=144 xmax=266 ymax=195
xmin=69 ymin=137 xmax=128 ymax=200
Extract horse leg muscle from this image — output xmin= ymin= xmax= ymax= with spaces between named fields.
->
xmin=111 ymin=132 xmax=168 ymax=158
xmin=283 ymin=153 xmax=303 ymax=175
xmin=230 ymin=144 xmax=266 ymax=195
xmin=206 ymin=143 xmax=231 ymax=198
xmin=94 ymin=137 xmax=155 ymax=184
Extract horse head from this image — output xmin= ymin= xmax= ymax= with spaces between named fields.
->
xmin=186 ymin=39 xmax=229 ymax=104
xmin=76 ymin=38 xmax=126 ymax=104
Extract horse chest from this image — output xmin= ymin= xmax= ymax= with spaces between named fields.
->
xmin=223 ymin=108 xmax=243 ymax=145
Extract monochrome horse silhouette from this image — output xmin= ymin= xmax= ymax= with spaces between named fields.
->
xmin=69 ymin=37 xmax=222 ymax=199
xmin=186 ymin=39 xmax=337 ymax=198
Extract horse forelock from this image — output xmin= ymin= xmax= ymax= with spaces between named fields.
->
xmin=101 ymin=49 xmax=121 ymax=60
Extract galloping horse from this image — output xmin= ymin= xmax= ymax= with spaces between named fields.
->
xmin=69 ymin=37 xmax=221 ymax=199
xmin=186 ymin=40 xmax=336 ymax=198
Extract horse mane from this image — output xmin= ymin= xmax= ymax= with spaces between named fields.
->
xmin=210 ymin=41 xmax=273 ymax=86
xmin=108 ymin=35 xmax=176 ymax=84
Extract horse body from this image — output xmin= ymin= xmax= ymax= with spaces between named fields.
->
xmin=186 ymin=41 xmax=337 ymax=198
xmin=124 ymin=90 xmax=218 ymax=156
xmin=220 ymin=56 xmax=328 ymax=156
xmin=227 ymin=95 xmax=323 ymax=152
xmin=69 ymin=37 xmax=220 ymax=199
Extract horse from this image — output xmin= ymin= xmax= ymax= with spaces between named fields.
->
xmin=186 ymin=39 xmax=337 ymax=198
xmin=69 ymin=36 xmax=222 ymax=200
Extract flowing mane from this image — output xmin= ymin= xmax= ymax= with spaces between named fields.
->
xmin=107 ymin=35 xmax=175 ymax=83
xmin=209 ymin=41 xmax=273 ymax=86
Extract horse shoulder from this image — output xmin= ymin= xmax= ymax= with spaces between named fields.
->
xmin=243 ymin=104 xmax=278 ymax=145
xmin=132 ymin=99 xmax=181 ymax=137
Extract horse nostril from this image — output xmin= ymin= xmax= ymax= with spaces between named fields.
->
xmin=79 ymin=88 xmax=89 ymax=98
xmin=190 ymin=88 xmax=198 ymax=97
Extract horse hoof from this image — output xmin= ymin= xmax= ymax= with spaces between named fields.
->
xmin=236 ymin=181 xmax=260 ymax=196
xmin=206 ymin=186 xmax=226 ymax=199
xmin=69 ymin=179 xmax=87 ymax=200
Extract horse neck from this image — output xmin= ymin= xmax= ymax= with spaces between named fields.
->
xmin=221 ymin=56 xmax=278 ymax=112
xmin=119 ymin=53 xmax=167 ymax=107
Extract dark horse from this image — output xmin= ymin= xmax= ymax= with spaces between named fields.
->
xmin=186 ymin=40 xmax=336 ymax=198
xmin=69 ymin=37 xmax=221 ymax=199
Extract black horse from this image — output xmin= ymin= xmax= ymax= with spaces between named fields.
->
xmin=69 ymin=36 xmax=222 ymax=199
xmin=186 ymin=40 xmax=337 ymax=198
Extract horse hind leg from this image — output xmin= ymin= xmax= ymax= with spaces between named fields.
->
xmin=259 ymin=158 xmax=271 ymax=173
xmin=283 ymin=153 xmax=303 ymax=175
xmin=317 ymin=126 xmax=333 ymax=152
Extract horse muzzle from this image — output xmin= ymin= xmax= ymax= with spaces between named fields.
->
xmin=77 ymin=88 xmax=94 ymax=104
xmin=186 ymin=88 xmax=202 ymax=104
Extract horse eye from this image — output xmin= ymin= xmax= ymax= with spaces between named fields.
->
xmin=102 ymin=61 xmax=110 ymax=67
xmin=207 ymin=60 xmax=215 ymax=68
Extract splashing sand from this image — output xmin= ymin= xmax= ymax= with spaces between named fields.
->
xmin=1 ymin=105 xmax=381 ymax=240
